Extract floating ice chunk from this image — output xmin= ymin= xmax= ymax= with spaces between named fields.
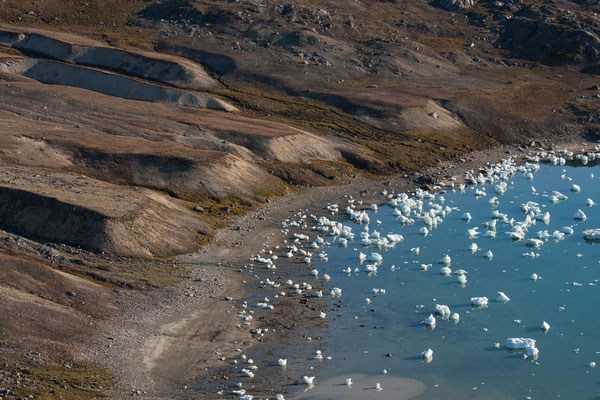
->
xmin=275 ymin=395 xmax=285 ymax=400
xmin=278 ymin=358 xmax=287 ymax=366
xmin=587 ymin=198 xmax=596 ymax=206
xmin=330 ymin=288 xmax=342 ymax=298
xmin=590 ymin=362 xmax=597 ymax=368
xmin=571 ymin=184 xmax=581 ymax=193
xmin=466 ymin=227 xmax=480 ymax=238
xmin=319 ymin=311 xmax=327 ymax=318
xmin=421 ymin=263 xmax=431 ymax=271
xmin=526 ymin=238 xmax=544 ymax=248
xmin=526 ymin=346 xmax=539 ymax=358
xmin=434 ymin=304 xmax=451 ymax=316
xmin=370 ymin=204 xmax=378 ymax=211
xmin=482 ymin=220 xmax=497 ymax=231
xmin=522 ymin=251 xmax=539 ymax=258
xmin=365 ymin=298 xmax=371 ymax=304
xmin=439 ymin=254 xmax=451 ymax=265
xmin=422 ymin=348 xmax=433 ymax=359
xmin=562 ymin=226 xmax=574 ymax=235
xmin=359 ymin=252 xmax=367 ymax=262
xmin=440 ymin=266 xmax=452 ymax=275
xmin=541 ymin=321 xmax=550 ymax=331
xmin=530 ymin=273 xmax=539 ymax=281
xmin=537 ymin=230 xmax=550 ymax=240
xmin=471 ymin=297 xmax=488 ymax=306
xmin=457 ymin=274 xmax=467 ymax=284
xmin=468 ymin=243 xmax=478 ymax=253
xmin=423 ymin=314 xmax=436 ymax=326
xmin=506 ymin=338 xmax=536 ymax=350
xmin=496 ymin=292 xmax=511 ymax=302
xmin=574 ymin=209 xmax=587 ymax=221
xmin=451 ymin=313 xmax=460 ymax=322
xmin=311 ymin=269 xmax=319 ymax=276
xmin=387 ymin=233 xmax=404 ymax=242
xmin=368 ymin=253 xmax=383 ymax=263
xmin=509 ymin=229 xmax=525 ymax=241
xmin=484 ymin=250 xmax=493 ymax=259
xmin=552 ymin=230 xmax=565 ymax=241
xmin=376 ymin=383 xmax=382 ymax=391
xmin=538 ymin=212 xmax=551 ymax=225
xmin=484 ymin=230 xmax=496 ymax=238
xmin=411 ymin=247 xmax=420 ymax=255
xmin=419 ymin=227 xmax=429 ymax=236
xmin=583 ymin=229 xmax=600 ymax=241
xmin=346 ymin=378 xmax=353 ymax=386
xmin=365 ymin=264 xmax=378 ymax=273
xmin=462 ymin=212 xmax=472 ymax=221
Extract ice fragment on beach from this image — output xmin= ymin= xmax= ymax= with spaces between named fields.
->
xmin=303 ymin=376 xmax=315 ymax=386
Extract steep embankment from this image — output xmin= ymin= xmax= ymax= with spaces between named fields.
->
xmin=0 ymin=167 xmax=214 ymax=257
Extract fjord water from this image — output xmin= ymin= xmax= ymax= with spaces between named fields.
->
xmin=311 ymin=164 xmax=600 ymax=399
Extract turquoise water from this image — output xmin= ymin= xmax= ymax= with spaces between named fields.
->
xmin=307 ymin=162 xmax=600 ymax=399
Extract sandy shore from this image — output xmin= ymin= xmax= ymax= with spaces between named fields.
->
xmin=94 ymin=137 xmax=597 ymax=399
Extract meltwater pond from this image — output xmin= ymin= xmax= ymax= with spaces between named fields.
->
xmin=299 ymin=162 xmax=600 ymax=400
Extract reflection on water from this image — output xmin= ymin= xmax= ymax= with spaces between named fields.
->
xmin=309 ymin=163 xmax=600 ymax=399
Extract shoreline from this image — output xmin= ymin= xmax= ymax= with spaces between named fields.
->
xmin=94 ymin=136 xmax=598 ymax=398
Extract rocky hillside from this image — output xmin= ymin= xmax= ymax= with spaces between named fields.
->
xmin=0 ymin=0 xmax=598 ymax=397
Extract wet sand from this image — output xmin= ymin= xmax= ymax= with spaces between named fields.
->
xmin=292 ymin=374 xmax=426 ymax=400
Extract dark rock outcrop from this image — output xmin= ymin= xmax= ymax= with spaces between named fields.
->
xmin=436 ymin=0 xmax=477 ymax=11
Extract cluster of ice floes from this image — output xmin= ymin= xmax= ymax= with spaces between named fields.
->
xmin=225 ymin=145 xmax=600 ymax=398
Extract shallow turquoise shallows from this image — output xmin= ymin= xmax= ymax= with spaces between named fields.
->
xmin=310 ymin=163 xmax=599 ymax=400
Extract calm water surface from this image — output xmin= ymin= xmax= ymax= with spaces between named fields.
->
xmin=308 ymin=163 xmax=600 ymax=399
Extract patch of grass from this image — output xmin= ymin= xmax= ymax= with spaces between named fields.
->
xmin=0 ymin=0 xmax=155 ymax=50
xmin=0 ymin=355 xmax=112 ymax=399
xmin=0 ymin=45 xmax=23 ymax=56
xmin=55 ymin=258 xmax=192 ymax=290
